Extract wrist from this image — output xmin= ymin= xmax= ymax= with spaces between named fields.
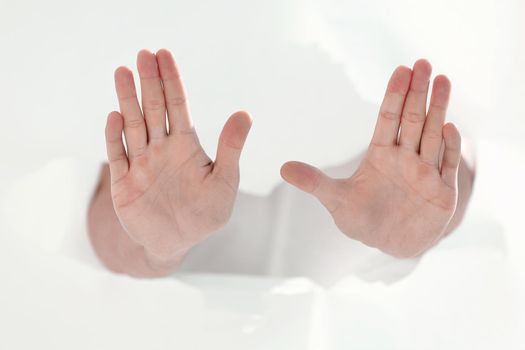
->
xmin=142 ymin=244 xmax=193 ymax=275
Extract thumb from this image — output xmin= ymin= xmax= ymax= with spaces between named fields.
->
xmin=213 ymin=111 xmax=252 ymax=180
xmin=280 ymin=161 xmax=343 ymax=213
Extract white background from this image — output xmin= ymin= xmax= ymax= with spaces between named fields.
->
xmin=0 ymin=0 xmax=523 ymax=193
xmin=0 ymin=0 xmax=523 ymax=349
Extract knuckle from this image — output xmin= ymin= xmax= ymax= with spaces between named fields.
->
xmin=106 ymin=135 xmax=123 ymax=143
xmin=163 ymin=72 xmax=183 ymax=83
xmin=166 ymin=96 xmax=187 ymax=107
xmin=379 ymin=110 xmax=400 ymax=121
xmin=212 ymin=167 xmax=238 ymax=194
xmin=130 ymin=146 xmax=148 ymax=159
xmin=442 ymin=160 xmax=457 ymax=170
xmin=143 ymin=98 xmax=166 ymax=112
xmin=429 ymin=103 xmax=447 ymax=112
xmin=403 ymin=111 xmax=425 ymax=124
xmin=119 ymin=94 xmax=138 ymax=102
xmin=124 ymin=118 xmax=145 ymax=129
xmin=423 ymin=129 xmax=443 ymax=141
xmin=108 ymin=153 xmax=128 ymax=162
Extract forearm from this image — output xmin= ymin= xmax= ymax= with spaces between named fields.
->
xmin=87 ymin=165 xmax=189 ymax=278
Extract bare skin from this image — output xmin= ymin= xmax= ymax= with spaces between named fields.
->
xmin=88 ymin=49 xmax=252 ymax=277
xmin=281 ymin=60 xmax=474 ymax=258
xmin=88 ymin=52 xmax=475 ymax=277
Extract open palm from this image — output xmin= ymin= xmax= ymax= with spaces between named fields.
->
xmin=281 ymin=60 xmax=461 ymax=257
xmin=105 ymin=49 xmax=251 ymax=261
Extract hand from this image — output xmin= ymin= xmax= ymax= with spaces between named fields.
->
xmin=280 ymin=60 xmax=461 ymax=258
xmin=105 ymin=49 xmax=252 ymax=264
